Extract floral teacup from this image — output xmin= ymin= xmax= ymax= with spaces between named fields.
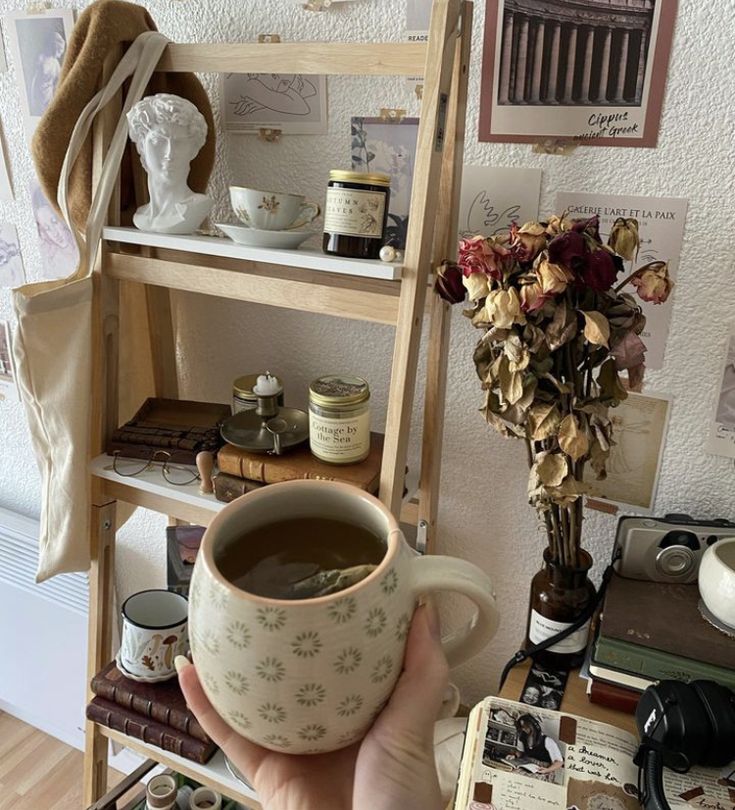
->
xmin=229 ymin=187 xmax=320 ymax=231
xmin=189 ymin=480 xmax=499 ymax=754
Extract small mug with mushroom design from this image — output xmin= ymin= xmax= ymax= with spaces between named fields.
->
xmin=119 ymin=589 xmax=189 ymax=682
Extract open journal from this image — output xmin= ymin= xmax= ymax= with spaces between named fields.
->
xmin=454 ymin=697 xmax=735 ymax=810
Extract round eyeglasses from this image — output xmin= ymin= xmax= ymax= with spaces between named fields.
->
xmin=112 ymin=449 xmax=200 ymax=486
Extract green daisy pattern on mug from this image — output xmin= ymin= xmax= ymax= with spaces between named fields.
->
xmin=256 ymin=656 xmax=286 ymax=682
xmin=336 ymin=694 xmax=364 ymax=717
xmin=371 ymin=654 xmax=394 ymax=684
xmin=380 ymin=569 xmax=398 ymax=595
xmin=202 ymin=672 xmax=220 ymax=695
xmin=333 ymin=646 xmax=362 ymax=675
xmin=225 ymin=620 xmax=251 ymax=649
xmin=364 ymin=606 xmax=387 ymax=637
xmin=228 ymin=711 xmax=252 ymax=731
xmin=295 ymin=683 xmax=326 ymax=707
xmin=326 ymin=596 xmax=357 ymax=624
xmin=395 ymin=612 xmax=411 ymax=642
xmin=224 ymin=670 xmax=249 ymax=695
xmin=298 ymin=723 xmax=327 ymax=742
xmin=197 ymin=628 xmax=220 ymax=657
xmin=338 ymin=729 xmax=363 ymax=746
xmin=291 ymin=630 xmax=323 ymax=657
xmin=263 ymin=733 xmax=292 ymax=749
xmin=256 ymin=606 xmax=287 ymax=632
xmin=258 ymin=703 xmax=287 ymax=724
xmin=208 ymin=580 xmax=228 ymax=611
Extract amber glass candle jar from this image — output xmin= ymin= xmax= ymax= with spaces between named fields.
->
xmin=322 ymin=170 xmax=391 ymax=260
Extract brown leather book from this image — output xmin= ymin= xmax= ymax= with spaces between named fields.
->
xmin=588 ymin=678 xmax=640 ymax=715
xmin=86 ymin=697 xmax=217 ymax=764
xmin=91 ymin=662 xmax=210 ymax=744
xmin=213 ymin=472 xmax=264 ymax=503
xmin=600 ymin=573 xmax=735 ymax=670
xmin=218 ymin=432 xmax=384 ymax=492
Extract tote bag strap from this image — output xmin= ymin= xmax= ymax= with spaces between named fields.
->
xmin=57 ymin=31 xmax=170 ymax=281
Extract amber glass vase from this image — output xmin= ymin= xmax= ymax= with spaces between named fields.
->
xmin=525 ymin=548 xmax=596 ymax=669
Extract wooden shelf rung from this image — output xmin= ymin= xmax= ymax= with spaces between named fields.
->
xmin=156 ymin=42 xmax=428 ymax=76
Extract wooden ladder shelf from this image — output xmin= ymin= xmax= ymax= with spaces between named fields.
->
xmin=84 ymin=0 xmax=472 ymax=805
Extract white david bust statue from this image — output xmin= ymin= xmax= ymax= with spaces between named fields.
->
xmin=127 ymin=93 xmax=213 ymax=235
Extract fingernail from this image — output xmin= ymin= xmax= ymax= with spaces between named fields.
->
xmin=425 ymin=601 xmax=441 ymax=640
xmin=175 ymin=655 xmax=191 ymax=674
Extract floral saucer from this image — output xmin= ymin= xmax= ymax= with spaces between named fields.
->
xmin=216 ymin=222 xmax=316 ymax=250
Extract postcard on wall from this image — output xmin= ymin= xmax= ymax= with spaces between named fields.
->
xmin=0 ymin=321 xmax=20 ymax=402
xmin=479 ymin=0 xmax=677 ymax=147
xmin=405 ymin=0 xmax=431 ymax=93
xmin=5 ymin=9 xmax=74 ymax=136
xmin=351 ymin=116 xmax=419 ymax=250
xmin=584 ymin=391 xmax=671 ymax=513
xmin=706 ymin=331 xmax=735 ymax=461
xmin=459 ymin=166 xmax=542 ymax=238
xmin=556 ymin=192 xmax=688 ymax=371
xmin=30 ymin=179 xmax=78 ymax=281
xmin=0 ymin=224 xmax=25 ymax=287
xmin=0 ymin=128 xmax=13 ymax=202
xmin=222 ymin=73 xmax=328 ymax=135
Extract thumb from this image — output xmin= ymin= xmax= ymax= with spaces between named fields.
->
xmin=372 ymin=603 xmax=449 ymax=742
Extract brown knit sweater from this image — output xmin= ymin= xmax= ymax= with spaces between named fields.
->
xmin=32 ymin=0 xmax=215 ymax=230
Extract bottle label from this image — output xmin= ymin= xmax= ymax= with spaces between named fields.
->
xmin=528 ymin=610 xmax=590 ymax=655
xmin=309 ymin=410 xmax=370 ymax=463
xmin=324 ymin=187 xmax=386 ymax=239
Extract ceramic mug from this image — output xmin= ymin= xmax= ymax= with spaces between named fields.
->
xmin=229 ymin=186 xmax=320 ymax=231
xmin=698 ymin=537 xmax=735 ymax=630
xmin=189 ymin=480 xmax=499 ymax=754
xmin=119 ymin=589 xmax=189 ymax=682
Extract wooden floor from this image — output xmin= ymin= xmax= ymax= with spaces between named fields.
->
xmin=0 ymin=713 xmax=123 ymax=809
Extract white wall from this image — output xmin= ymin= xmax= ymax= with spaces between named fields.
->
xmin=1 ymin=0 xmax=734 ymax=705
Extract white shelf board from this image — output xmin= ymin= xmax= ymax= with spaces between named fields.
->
xmin=103 ymin=226 xmax=403 ymax=281
xmin=100 ymin=726 xmax=261 ymax=808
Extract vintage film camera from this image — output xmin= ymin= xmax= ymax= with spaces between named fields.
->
xmin=613 ymin=513 xmax=735 ymax=583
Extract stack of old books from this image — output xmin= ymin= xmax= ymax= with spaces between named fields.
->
xmin=213 ymin=432 xmax=385 ymax=502
xmin=86 ymin=662 xmax=217 ymax=764
xmin=586 ymin=573 xmax=735 ymax=714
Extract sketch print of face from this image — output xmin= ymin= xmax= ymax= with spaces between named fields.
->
xmin=127 ymin=94 xmax=212 ymax=235
xmin=31 ymin=183 xmax=79 ymax=280
xmin=229 ymin=73 xmax=317 ymax=118
xmin=13 ymin=17 xmax=67 ymax=116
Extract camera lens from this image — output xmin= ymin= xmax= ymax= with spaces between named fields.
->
xmin=655 ymin=546 xmax=695 ymax=578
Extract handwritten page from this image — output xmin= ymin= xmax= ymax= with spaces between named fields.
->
xmin=556 ymin=192 xmax=688 ymax=370
xmin=706 ymin=330 xmax=735 ymax=460
xmin=584 ymin=391 xmax=671 ymax=513
xmin=459 ymin=166 xmax=542 ymax=238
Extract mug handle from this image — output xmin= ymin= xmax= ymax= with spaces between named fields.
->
xmin=288 ymin=201 xmax=321 ymax=230
xmin=409 ymin=555 xmax=499 ymax=668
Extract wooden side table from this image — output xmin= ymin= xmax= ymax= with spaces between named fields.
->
xmin=498 ymin=661 xmax=637 ymax=737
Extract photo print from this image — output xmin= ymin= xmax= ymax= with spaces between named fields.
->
xmin=30 ymin=179 xmax=78 ymax=281
xmin=483 ymin=703 xmax=567 ymax=785
xmin=706 ymin=330 xmax=735 ymax=461
xmin=351 ymin=116 xmax=419 ymax=249
xmin=5 ymin=8 xmax=74 ymax=135
xmin=222 ymin=73 xmax=328 ymax=134
xmin=0 ymin=320 xmax=20 ymax=402
xmin=0 ymin=224 xmax=25 ymax=287
xmin=479 ymin=0 xmax=677 ymax=146
xmin=520 ymin=662 xmax=569 ymax=711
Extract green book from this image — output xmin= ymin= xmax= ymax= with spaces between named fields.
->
xmin=594 ymin=635 xmax=735 ymax=691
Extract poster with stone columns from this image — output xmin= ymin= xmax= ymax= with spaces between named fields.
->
xmin=479 ymin=0 xmax=677 ymax=147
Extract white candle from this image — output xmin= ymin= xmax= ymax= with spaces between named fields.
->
xmin=253 ymin=373 xmax=281 ymax=396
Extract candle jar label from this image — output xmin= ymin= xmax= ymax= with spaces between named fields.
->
xmin=309 ymin=410 xmax=370 ymax=464
xmin=324 ymin=188 xmax=386 ymax=239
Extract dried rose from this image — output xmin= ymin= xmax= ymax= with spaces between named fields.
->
xmin=558 ymin=413 xmax=589 ymax=462
xmin=608 ymin=217 xmax=640 ymax=261
xmin=630 ymin=261 xmax=674 ymax=304
xmin=463 ymin=271 xmax=490 ymax=301
xmin=485 ymin=288 xmax=526 ymax=329
xmin=610 ymin=331 xmax=646 ymax=371
xmin=512 ymin=221 xmax=547 ymax=262
xmin=458 ymin=235 xmax=508 ymax=280
xmin=579 ymin=247 xmax=622 ymax=292
xmin=435 ymin=261 xmax=465 ymax=304
xmin=571 ymin=214 xmax=602 ymax=243
xmin=519 ymin=280 xmax=548 ymax=312
xmin=581 ymin=310 xmax=610 ymax=348
xmin=548 ymin=229 xmax=586 ymax=270
xmin=537 ymin=258 xmax=574 ymax=295
xmin=545 ymin=214 xmax=572 ymax=236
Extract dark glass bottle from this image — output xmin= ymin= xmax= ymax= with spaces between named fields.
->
xmin=322 ymin=170 xmax=391 ymax=260
xmin=525 ymin=548 xmax=596 ymax=669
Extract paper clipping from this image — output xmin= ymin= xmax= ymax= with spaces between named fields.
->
xmin=556 ymin=192 xmax=688 ymax=370
xmin=584 ymin=391 xmax=671 ymax=513
xmin=459 ymin=166 xmax=541 ymax=239
xmin=706 ymin=330 xmax=735 ymax=460
xmin=0 ymin=223 xmax=25 ymax=287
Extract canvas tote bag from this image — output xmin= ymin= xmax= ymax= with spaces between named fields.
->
xmin=12 ymin=31 xmax=170 ymax=581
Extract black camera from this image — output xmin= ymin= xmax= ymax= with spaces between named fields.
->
xmin=613 ymin=513 xmax=735 ymax=583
